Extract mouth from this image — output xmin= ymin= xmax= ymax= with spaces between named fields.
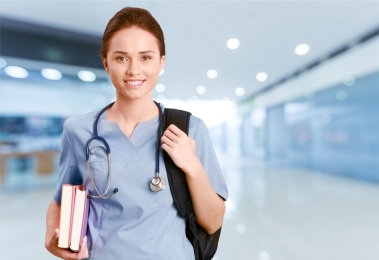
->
xmin=124 ymin=80 xmax=145 ymax=89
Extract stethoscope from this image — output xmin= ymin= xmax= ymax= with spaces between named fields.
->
xmin=86 ymin=101 xmax=166 ymax=199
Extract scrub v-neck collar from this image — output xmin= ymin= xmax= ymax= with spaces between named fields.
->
xmin=99 ymin=104 xmax=162 ymax=146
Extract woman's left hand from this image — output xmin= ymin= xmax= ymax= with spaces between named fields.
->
xmin=161 ymin=124 xmax=198 ymax=173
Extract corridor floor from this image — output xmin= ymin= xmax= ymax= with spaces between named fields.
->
xmin=1 ymin=154 xmax=378 ymax=260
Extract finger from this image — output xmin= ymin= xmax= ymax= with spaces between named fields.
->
xmin=161 ymin=143 xmax=172 ymax=154
xmin=50 ymin=228 xmax=59 ymax=246
xmin=161 ymin=136 xmax=174 ymax=148
xmin=77 ymin=236 xmax=88 ymax=259
xmin=167 ymin=124 xmax=184 ymax=136
xmin=163 ymin=128 xmax=179 ymax=142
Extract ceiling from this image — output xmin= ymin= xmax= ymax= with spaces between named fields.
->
xmin=1 ymin=0 xmax=379 ymax=101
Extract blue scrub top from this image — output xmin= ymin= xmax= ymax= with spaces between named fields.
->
xmin=54 ymin=103 xmax=228 ymax=260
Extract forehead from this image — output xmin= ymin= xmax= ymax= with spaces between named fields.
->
xmin=107 ymin=26 xmax=159 ymax=53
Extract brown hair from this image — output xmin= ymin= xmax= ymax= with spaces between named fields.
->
xmin=99 ymin=7 xmax=165 ymax=58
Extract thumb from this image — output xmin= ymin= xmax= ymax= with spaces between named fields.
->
xmin=51 ymin=228 xmax=59 ymax=245
xmin=55 ymin=228 xmax=60 ymax=239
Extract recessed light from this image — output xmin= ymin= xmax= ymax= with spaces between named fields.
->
xmin=5 ymin=66 xmax=28 ymax=78
xmin=157 ymin=94 xmax=166 ymax=100
xmin=295 ymin=44 xmax=310 ymax=55
xmin=256 ymin=72 xmax=267 ymax=82
xmin=0 ymin=58 xmax=6 ymax=68
xmin=41 ymin=68 xmax=62 ymax=80
xmin=191 ymin=96 xmax=199 ymax=100
xmin=259 ymin=251 xmax=270 ymax=260
xmin=336 ymin=91 xmax=348 ymax=100
xmin=236 ymin=224 xmax=246 ymax=233
xmin=197 ymin=86 xmax=206 ymax=94
xmin=156 ymin=84 xmax=165 ymax=92
xmin=343 ymin=76 xmax=355 ymax=86
xmin=78 ymin=70 xmax=96 ymax=82
xmin=207 ymin=70 xmax=218 ymax=79
xmin=222 ymin=97 xmax=230 ymax=100
xmin=227 ymin=38 xmax=240 ymax=50
xmin=320 ymin=115 xmax=331 ymax=124
xmin=159 ymin=68 xmax=164 ymax=76
xmin=304 ymin=91 xmax=314 ymax=99
xmin=235 ymin=87 xmax=245 ymax=96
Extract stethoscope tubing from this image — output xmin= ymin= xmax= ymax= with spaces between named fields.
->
xmin=86 ymin=101 xmax=164 ymax=199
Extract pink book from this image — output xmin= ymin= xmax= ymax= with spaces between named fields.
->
xmin=69 ymin=185 xmax=90 ymax=252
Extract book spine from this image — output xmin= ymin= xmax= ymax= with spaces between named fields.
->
xmin=68 ymin=187 xmax=77 ymax=245
xmin=80 ymin=190 xmax=90 ymax=247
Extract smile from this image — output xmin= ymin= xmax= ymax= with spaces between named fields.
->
xmin=124 ymin=80 xmax=145 ymax=89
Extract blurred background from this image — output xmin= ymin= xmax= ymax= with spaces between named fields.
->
xmin=1 ymin=1 xmax=379 ymax=260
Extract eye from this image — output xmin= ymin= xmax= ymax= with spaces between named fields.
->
xmin=141 ymin=56 xmax=152 ymax=61
xmin=116 ymin=56 xmax=127 ymax=62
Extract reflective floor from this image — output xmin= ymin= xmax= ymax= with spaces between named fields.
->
xmin=1 ymin=153 xmax=379 ymax=260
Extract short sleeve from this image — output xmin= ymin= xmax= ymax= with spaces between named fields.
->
xmin=193 ymin=118 xmax=228 ymax=201
xmin=53 ymin=122 xmax=83 ymax=204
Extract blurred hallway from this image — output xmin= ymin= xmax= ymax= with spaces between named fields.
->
xmin=1 ymin=1 xmax=379 ymax=260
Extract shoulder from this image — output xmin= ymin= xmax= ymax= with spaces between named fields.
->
xmin=188 ymin=114 xmax=207 ymax=139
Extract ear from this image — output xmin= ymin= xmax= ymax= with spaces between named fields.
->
xmin=159 ymin=55 xmax=166 ymax=70
xmin=102 ymin=58 xmax=109 ymax=73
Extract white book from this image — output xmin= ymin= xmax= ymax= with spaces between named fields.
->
xmin=69 ymin=188 xmax=87 ymax=252
xmin=58 ymin=185 xmax=74 ymax=248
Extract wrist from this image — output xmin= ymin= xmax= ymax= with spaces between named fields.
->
xmin=183 ymin=158 xmax=202 ymax=178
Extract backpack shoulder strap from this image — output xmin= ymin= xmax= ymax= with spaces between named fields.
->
xmin=162 ymin=107 xmax=222 ymax=260
xmin=162 ymin=108 xmax=192 ymax=217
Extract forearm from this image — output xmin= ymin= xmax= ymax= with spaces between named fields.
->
xmin=184 ymin=159 xmax=225 ymax=234
xmin=45 ymin=200 xmax=61 ymax=248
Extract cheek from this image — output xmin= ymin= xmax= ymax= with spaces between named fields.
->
xmin=143 ymin=63 xmax=160 ymax=77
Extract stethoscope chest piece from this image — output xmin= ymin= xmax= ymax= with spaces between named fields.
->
xmin=150 ymin=175 xmax=166 ymax=192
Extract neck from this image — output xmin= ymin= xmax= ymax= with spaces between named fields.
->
xmin=107 ymin=94 xmax=159 ymax=124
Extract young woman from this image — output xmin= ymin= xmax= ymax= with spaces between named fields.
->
xmin=45 ymin=7 xmax=228 ymax=260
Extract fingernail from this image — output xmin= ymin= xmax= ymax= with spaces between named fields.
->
xmin=84 ymin=236 xmax=87 ymax=242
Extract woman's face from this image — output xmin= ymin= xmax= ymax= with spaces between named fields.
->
xmin=103 ymin=26 xmax=165 ymax=101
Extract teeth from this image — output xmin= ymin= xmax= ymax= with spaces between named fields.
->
xmin=127 ymin=81 xmax=143 ymax=85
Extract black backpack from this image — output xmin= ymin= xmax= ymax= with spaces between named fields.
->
xmin=162 ymin=108 xmax=222 ymax=260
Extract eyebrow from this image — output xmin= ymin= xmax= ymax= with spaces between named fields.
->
xmin=112 ymin=50 xmax=155 ymax=55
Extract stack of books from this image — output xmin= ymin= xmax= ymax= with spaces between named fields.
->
xmin=58 ymin=184 xmax=90 ymax=252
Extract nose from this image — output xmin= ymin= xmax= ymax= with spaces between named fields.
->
xmin=126 ymin=59 xmax=140 ymax=76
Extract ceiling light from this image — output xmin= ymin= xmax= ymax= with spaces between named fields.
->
xmin=259 ymin=251 xmax=270 ymax=260
xmin=41 ymin=68 xmax=62 ymax=80
xmin=191 ymin=96 xmax=199 ymax=100
xmin=159 ymin=68 xmax=164 ymax=76
xmin=236 ymin=224 xmax=246 ymax=233
xmin=295 ymin=44 xmax=310 ymax=55
xmin=320 ymin=115 xmax=331 ymax=124
xmin=156 ymin=94 xmax=165 ymax=100
xmin=235 ymin=87 xmax=245 ymax=96
xmin=227 ymin=38 xmax=240 ymax=50
xmin=196 ymin=86 xmax=206 ymax=94
xmin=4 ymin=66 xmax=28 ymax=78
xmin=222 ymin=97 xmax=230 ymax=100
xmin=156 ymin=84 xmax=165 ymax=92
xmin=256 ymin=72 xmax=267 ymax=82
xmin=207 ymin=70 xmax=218 ymax=79
xmin=336 ymin=91 xmax=348 ymax=100
xmin=78 ymin=70 xmax=96 ymax=82
xmin=304 ymin=91 xmax=315 ymax=99
xmin=0 ymin=58 xmax=6 ymax=68
xmin=343 ymin=76 xmax=355 ymax=86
